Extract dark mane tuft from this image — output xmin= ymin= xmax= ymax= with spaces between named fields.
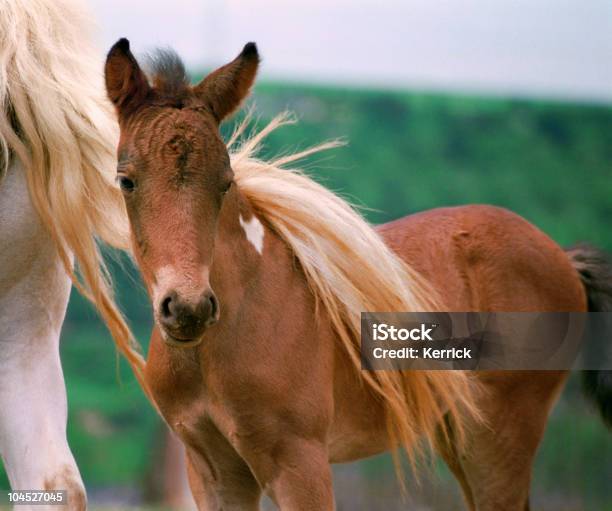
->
xmin=145 ymin=48 xmax=189 ymax=98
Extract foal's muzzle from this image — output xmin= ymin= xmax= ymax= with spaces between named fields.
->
xmin=158 ymin=289 xmax=219 ymax=346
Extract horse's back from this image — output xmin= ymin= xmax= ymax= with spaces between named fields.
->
xmin=377 ymin=204 xmax=586 ymax=312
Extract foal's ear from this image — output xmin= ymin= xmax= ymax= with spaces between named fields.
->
xmin=193 ymin=43 xmax=260 ymax=123
xmin=105 ymin=38 xmax=150 ymax=116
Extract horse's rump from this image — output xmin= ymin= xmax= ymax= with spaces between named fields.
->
xmin=379 ymin=204 xmax=587 ymax=313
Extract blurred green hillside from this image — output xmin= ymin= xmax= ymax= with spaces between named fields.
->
xmin=2 ymin=83 xmax=611 ymax=509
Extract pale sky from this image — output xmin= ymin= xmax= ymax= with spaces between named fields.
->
xmin=89 ymin=0 xmax=612 ymax=103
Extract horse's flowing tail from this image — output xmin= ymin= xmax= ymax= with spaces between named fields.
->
xmin=0 ymin=0 xmax=150 ymax=401
xmin=566 ymin=244 xmax=612 ymax=428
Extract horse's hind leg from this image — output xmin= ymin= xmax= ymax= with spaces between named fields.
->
xmin=0 ymin=166 xmax=86 ymax=511
xmin=0 ymin=259 xmax=86 ymax=510
xmin=445 ymin=371 xmax=568 ymax=511
xmin=0 ymin=159 xmax=85 ymax=510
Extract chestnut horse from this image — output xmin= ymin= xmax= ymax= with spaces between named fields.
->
xmin=104 ymin=39 xmax=612 ymax=510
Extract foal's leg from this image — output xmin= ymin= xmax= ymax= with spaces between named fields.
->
xmin=240 ymin=437 xmax=335 ymax=511
xmin=435 ymin=421 xmax=476 ymax=511
xmin=176 ymin=427 xmax=261 ymax=511
xmin=182 ymin=428 xmax=334 ymax=510
xmin=447 ymin=371 xmax=568 ymax=511
xmin=185 ymin=449 xmax=262 ymax=511
xmin=0 ymin=254 xmax=85 ymax=511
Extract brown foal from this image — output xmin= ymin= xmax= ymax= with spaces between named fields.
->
xmin=104 ymin=39 xmax=611 ymax=510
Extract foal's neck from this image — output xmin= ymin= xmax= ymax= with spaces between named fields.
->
xmin=209 ymin=182 xmax=310 ymax=333
xmin=209 ymin=184 xmax=270 ymax=312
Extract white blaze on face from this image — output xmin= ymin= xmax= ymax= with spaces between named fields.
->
xmin=239 ymin=214 xmax=265 ymax=255
xmin=152 ymin=265 xmax=179 ymax=308
xmin=152 ymin=264 xmax=211 ymax=311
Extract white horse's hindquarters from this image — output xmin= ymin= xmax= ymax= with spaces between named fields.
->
xmin=0 ymin=161 xmax=85 ymax=510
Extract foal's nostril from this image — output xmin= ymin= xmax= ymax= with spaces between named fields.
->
xmin=208 ymin=293 xmax=219 ymax=320
xmin=158 ymin=289 xmax=218 ymax=341
xmin=161 ymin=294 xmax=174 ymax=319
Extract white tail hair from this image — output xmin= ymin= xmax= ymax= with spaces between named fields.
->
xmin=0 ymin=0 xmax=147 ymax=391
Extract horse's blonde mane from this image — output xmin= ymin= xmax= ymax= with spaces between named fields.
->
xmin=229 ymin=112 xmax=479 ymax=475
xmin=0 ymin=0 xmax=146 ymax=390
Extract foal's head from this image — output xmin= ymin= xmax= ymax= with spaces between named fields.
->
xmin=104 ymin=39 xmax=259 ymax=346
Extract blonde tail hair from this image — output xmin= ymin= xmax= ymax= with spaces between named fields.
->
xmin=0 ymin=0 xmax=148 ymax=392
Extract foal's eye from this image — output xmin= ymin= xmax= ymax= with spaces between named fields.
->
xmin=117 ymin=175 xmax=135 ymax=193
xmin=221 ymin=180 xmax=233 ymax=195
